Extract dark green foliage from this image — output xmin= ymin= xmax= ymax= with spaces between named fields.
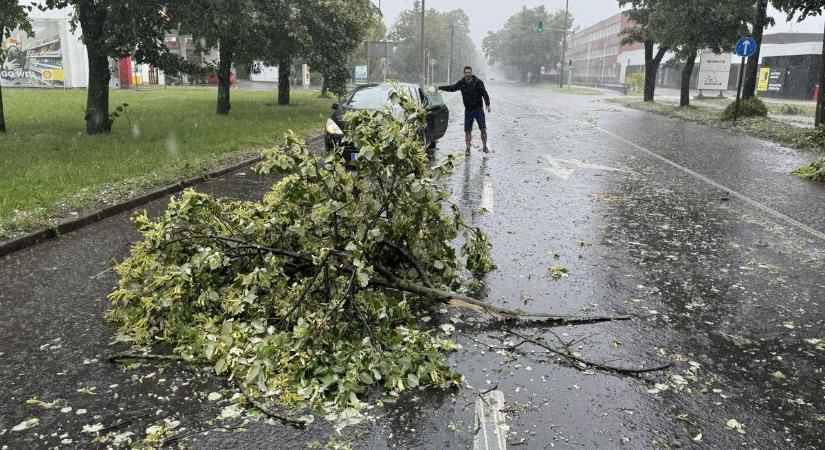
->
xmin=482 ymin=6 xmax=571 ymax=83
xmin=720 ymin=97 xmax=769 ymax=121
xmin=389 ymin=5 xmax=475 ymax=83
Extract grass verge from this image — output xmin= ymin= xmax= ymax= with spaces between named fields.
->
xmin=0 ymin=87 xmax=330 ymax=239
xmin=608 ymin=97 xmax=825 ymax=151
xmin=542 ymin=85 xmax=603 ymax=96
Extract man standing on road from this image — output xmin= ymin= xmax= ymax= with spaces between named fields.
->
xmin=439 ymin=66 xmax=491 ymax=154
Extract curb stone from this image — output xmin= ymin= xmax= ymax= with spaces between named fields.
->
xmin=0 ymin=134 xmax=324 ymax=259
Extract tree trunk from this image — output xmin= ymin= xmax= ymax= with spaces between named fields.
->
xmin=78 ymin=3 xmax=111 ymax=134
xmin=644 ymin=41 xmax=668 ymax=102
xmin=817 ymin=22 xmax=825 ymax=127
xmin=217 ymin=44 xmax=233 ymax=115
xmin=743 ymin=0 xmax=767 ymax=99
xmin=278 ymin=59 xmax=291 ymax=105
xmin=680 ymin=49 xmax=697 ymax=107
xmin=321 ymin=77 xmax=328 ymax=97
xmin=0 ymin=82 xmax=6 ymax=133
xmin=85 ymin=44 xmax=112 ymax=134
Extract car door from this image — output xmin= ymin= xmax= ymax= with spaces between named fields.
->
xmin=422 ymin=86 xmax=449 ymax=143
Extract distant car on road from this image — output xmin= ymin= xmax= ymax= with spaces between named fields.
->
xmin=324 ymin=83 xmax=449 ymax=161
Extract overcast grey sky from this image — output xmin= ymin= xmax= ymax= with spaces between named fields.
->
xmin=372 ymin=0 xmax=825 ymax=46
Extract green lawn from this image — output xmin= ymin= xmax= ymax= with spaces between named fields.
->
xmin=0 ymin=87 xmax=330 ymax=237
xmin=542 ymin=85 xmax=603 ymax=96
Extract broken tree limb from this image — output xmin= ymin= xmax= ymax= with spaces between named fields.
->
xmin=370 ymin=274 xmax=631 ymax=323
xmin=108 ymin=352 xmax=185 ymax=362
xmin=504 ymin=329 xmax=673 ymax=375
xmin=167 ymin=235 xmax=629 ymax=325
xmin=236 ymin=382 xmax=313 ymax=429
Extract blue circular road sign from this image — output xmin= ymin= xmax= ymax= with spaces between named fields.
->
xmin=736 ymin=37 xmax=758 ymax=57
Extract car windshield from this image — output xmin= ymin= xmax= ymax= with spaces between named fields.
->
xmin=347 ymin=85 xmax=407 ymax=109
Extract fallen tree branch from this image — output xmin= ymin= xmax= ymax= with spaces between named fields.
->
xmin=504 ymin=329 xmax=673 ymax=375
xmin=237 ymin=383 xmax=312 ymax=429
xmin=99 ymin=411 xmax=156 ymax=434
xmin=108 ymin=352 xmax=185 ymax=362
xmin=371 ymin=274 xmax=631 ymax=323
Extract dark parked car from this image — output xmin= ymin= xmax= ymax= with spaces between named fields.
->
xmin=324 ymin=83 xmax=449 ymax=160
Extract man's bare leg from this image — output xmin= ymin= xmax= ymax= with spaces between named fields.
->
xmin=465 ymin=131 xmax=472 ymax=154
xmin=481 ymin=130 xmax=489 ymax=153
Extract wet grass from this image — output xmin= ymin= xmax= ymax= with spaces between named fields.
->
xmin=609 ymin=97 xmax=825 ymax=152
xmin=0 ymin=87 xmax=329 ymax=238
xmin=687 ymin=97 xmax=816 ymax=117
xmin=542 ymin=85 xmax=603 ymax=96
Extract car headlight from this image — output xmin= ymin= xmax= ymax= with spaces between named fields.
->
xmin=325 ymin=118 xmax=343 ymax=135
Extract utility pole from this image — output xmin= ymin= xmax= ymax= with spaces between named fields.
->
xmin=421 ymin=0 xmax=426 ymax=85
xmin=448 ymin=24 xmax=455 ymax=83
xmin=559 ymin=0 xmax=569 ymax=88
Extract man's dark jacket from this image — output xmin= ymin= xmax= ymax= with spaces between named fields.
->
xmin=439 ymin=76 xmax=490 ymax=110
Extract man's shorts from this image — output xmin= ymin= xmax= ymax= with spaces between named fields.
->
xmin=464 ymin=106 xmax=487 ymax=133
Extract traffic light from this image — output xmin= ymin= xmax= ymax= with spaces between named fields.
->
xmin=538 ymin=21 xmax=544 ymax=33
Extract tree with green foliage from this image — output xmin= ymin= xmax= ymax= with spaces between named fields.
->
xmin=648 ymin=0 xmax=750 ymax=107
xmin=389 ymin=3 xmax=476 ymax=83
xmin=254 ymin=0 xmax=311 ymax=105
xmin=302 ymin=0 xmax=380 ymax=97
xmin=42 ymin=0 xmax=182 ymax=134
xmin=619 ymin=1 xmax=669 ymax=102
xmin=171 ymin=0 xmax=259 ymax=115
xmin=0 ymin=0 xmax=33 ymax=132
xmin=772 ymin=0 xmax=825 ymax=125
xmin=482 ymin=6 xmax=571 ymax=84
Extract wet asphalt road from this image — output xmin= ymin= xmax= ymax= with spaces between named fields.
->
xmin=1 ymin=83 xmax=824 ymax=449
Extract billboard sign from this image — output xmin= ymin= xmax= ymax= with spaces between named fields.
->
xmin=768 ymin=69 xmax=784 ymax=92
xmin=1 ymin=19 xmax=66 ymax=88
xmin=757 ymin=67 xmax=770 ymax=91
xmin=354 ymin=65 xmax=368 ymax=84
xmin=697 ymin=50 xmax=731 ymax=91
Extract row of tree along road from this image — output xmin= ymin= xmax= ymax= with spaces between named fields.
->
xmin=0 ymin=0 xmax=380 ymax=134
xmin=620 ymin=0 xmax=825 ymax=127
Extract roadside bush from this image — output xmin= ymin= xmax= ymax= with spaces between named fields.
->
xmin=626 ymin=71 xmax=645 ymax=94
xmin=792 ymin=156 xmax=825 ymax=182
xmin=778 ymin=103 xmax=806 ymax=115
xmin=719 ymin=97 xmax=768 ymax=121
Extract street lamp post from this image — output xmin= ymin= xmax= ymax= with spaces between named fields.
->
xmin=448 ymin=23 xmax=455 ymax=83
xmin=421 ymin=0 xmax=426 ymax=85
xmin=559 ymin=0 xmax=569 ymax=88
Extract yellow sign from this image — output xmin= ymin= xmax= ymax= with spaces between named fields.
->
xmin=757 ymin=67 xmax=770 ymax=91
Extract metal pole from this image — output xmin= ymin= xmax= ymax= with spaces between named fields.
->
xmin=733 ymin=56 xmax=746 ymax=121
xmin=421 ymin=0 xmax=426 ymax=85
xmin=568 ymin=30 xmax=575 ymax=88
xmin=384 ymin=40 xmax=388 ymax=82
xmin=559 ymin=0 xmax=569 ymax=88
xmin=448 ymin=24 xmax=454 ymax=83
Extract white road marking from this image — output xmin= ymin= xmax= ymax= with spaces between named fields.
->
xmin=549 ymin=106 xmax=825 ymax=243
xmin=545 ymin=155 xmax=637 ymax=174
xmin=480 ymin=181 xmax=495 ymax=213
xmin=541 ymin=156 xmax=574 ymax=180
xmin=474 ymin=390 xmax=507 ymax=450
